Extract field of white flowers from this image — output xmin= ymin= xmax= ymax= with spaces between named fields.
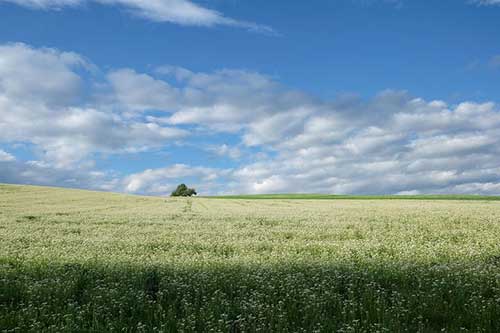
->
xmin=1 ymin=184 xmax=500 ymax=332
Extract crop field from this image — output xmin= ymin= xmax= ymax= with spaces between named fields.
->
xmin=1 ymin=184 xmax=500 ymax=332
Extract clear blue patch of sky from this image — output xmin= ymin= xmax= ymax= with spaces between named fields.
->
xmin=0 ymin=143 xmax=37 ymax=161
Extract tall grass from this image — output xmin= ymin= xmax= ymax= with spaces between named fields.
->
xmin=1 ymin=184 xmax=500 ymax=332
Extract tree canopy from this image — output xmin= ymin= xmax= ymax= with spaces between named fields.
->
xmin=171 ymin=184 xmax=197 ymax=197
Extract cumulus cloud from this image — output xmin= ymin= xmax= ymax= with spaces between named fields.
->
xmin=107 ymin=68 xmax=180 ymax=112
xmin=117 ymin=94 xmax=500 ymax=196
xmin=0 ymin=43 xmax=88 ymax=106
xmin=0 ymin=149 xmax=15 ymax=162
xmin=224 ymin=98 xmax=500 ymax=195
xmin=0 ymin=0 xmax=275 ymax=33
xmin=205 ymin=144 xmax=242 ymax=160
xmin=123 ymin=164 xmax=227 ymax=194
xmin=1 ymin=42 xmax=500 ymax=195
xmin=0 ymin=157 xmax=119 ymax=190
xmin=162 ymin=68 xmax=319 ymax=137
xmin=0 ymin=43 xmax=187 ymax=168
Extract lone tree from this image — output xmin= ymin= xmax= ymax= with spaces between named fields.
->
xmin=171 ymin=184 xmax=197 ymax=197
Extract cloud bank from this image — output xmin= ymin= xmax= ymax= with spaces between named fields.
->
xmin=0 ymin=0 xmax=274 ymax=33
xmin=1 ymin=43 xmax=500 ymax=195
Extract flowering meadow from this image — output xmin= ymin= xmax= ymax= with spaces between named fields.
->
xmin=1 ymin=184 xmax=500 ymax=332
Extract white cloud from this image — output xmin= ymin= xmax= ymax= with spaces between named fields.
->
xmin=123 ymin=164 xmax=227 ymax=194
xmin=408 ymin=134 xmax=497 ymax=158
xmin=107 ymin=68 xmax=180 ymax=112
xmin=0 ymin=157 xmax=119 ymax=190
xmin=0 ymin=43 xmax=88 ymax=106
xmin=162 ymin=69 xmax=319 ymax=138
xmin=205 ymin=144 xmax=242 ymax=160
xmin=0 ymin=43 xmax=187 ymax=168
xmin=0 ymin=149 xmax=15 ymax=162
xmin=0 ymin=0 xmax=275 ymax=33
xmin=216 ymin=96 xmax=500 ymax=195
xmin=251 ymin=175 xmax=288 ymax=194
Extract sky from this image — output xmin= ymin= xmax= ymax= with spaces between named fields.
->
xmin=0 ymin=0 xmax=499 ymax=195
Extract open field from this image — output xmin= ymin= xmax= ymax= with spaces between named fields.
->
xmin=1 ymin=184 xmax=500 ymax=332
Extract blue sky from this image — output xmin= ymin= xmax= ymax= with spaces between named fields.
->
xmin=0 ymin=0 xmax=500 ymax=195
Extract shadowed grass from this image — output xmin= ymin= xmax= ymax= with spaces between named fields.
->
xmin=2 ymin=260 xmax=500 ymax=332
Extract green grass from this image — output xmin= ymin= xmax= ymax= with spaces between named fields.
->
xmin=208 ymin=193 xmax=500 ymax=200
xmin=1 ymin=184 xmax=500 ymax=332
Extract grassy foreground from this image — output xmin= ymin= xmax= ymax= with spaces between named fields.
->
xmin=1 ymin=184 xmax=500 ymax=332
